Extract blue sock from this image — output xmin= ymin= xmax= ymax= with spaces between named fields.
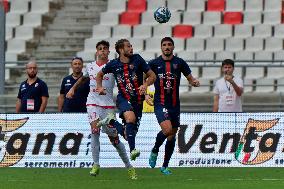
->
xmin=152 ymin=131 xmax=167 ymax=154
xmin=110 ymin=120 xmax=125 ymax=138
xmin=163 ymin=138 xmax=176 ymax=168
xmin=126 ymin=123 xmax=137 ymax=152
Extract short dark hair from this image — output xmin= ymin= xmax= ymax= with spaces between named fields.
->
xmin=222 ymin=59 xmax=234 ymax=67
xmin=72 ymin=56 xmax=83 ymax=63
xmin=115 ymin=39 xmax=129 ymax=54
xmin=96 ymin=40 xmax=110 ymax=49
xmin=161 ymin=37 xmax=174 ymax=46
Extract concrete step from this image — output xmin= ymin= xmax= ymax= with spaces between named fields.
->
xmin=56 ymin=11 xmax=104 ymax=17
xmin=48 ymin=24 xmax=95 ymax=30
xmin=44 ymin=30 xmax=92 ymax=38
xmin=64 ymin=0 xmax=107 ymax=6
xmin=37 ymin=45 xmax=83 ymax=51
xmin=33 ymin=51 xmax=79 ymax=59
xmin=40 ymin=38 xmax=87 ymax=45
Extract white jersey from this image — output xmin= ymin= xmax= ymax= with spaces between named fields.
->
xmin=85 ymin=61 xmax=115 ymax=107
xmin=213 ymin=76 xmax=243 ymax=112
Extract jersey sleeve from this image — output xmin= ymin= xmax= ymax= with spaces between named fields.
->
xmin=17 ymin=84 xmax=22 ymax=99
xmin=180 ymin=59 xmax=192 ymax=77
xmin=139 ymin=55 xmax=150 ymax=73
xmin=59 ymin=78 xmax=65 ymax=94
xmin=101 ymin=60 xmax=113 ymax=74
xmin=41 ymin=81 xmax=49 ymax=97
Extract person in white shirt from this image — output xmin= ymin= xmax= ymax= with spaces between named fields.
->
xmin=66 ymin=40 xmax=137 ymax=180
xmin=213 ymin=59 xmax=243 ymax=112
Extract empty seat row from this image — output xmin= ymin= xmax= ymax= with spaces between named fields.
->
xmin=106 ymin=0 xmax=282 ymax=13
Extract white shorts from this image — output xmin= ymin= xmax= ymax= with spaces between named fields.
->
xmin=87 ymin=105 xmax=116 ymax=136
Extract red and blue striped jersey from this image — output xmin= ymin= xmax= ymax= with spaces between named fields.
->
xmin=148 ymin=56 xmax=192 ymax=107
xmin=102 ymin=54 xmax=150 ymax=104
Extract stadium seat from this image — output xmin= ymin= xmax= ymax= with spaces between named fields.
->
xmin=172 ymin=38 xmax=185 ymax=52
xmin=267 ymin=67 xmax=284 ymax=78
xmin=145 ymin=38 xmax=162 ymax=52
xmin=147 ymin=0 xmax=166 ymax=12
xmin=235 ymin=51 xmax=253 ymax=65
xmin=183 ymin=11 xmax=202 ymax=25
xmin=265 ymin=37 xmax=283 ymax=51
xmin=276 ymin=78 xmax=284 ymax=92
xmin=233 ymin=67 xmax=243 ymax=78
xmin=190 ymin=78 xmax=211 ymax=93
xmin=84 ymin=38 xmax=105 ymax=52
xmin=173 ymin=25 xmax=193 ymax=39
xmin=215 ymin=51 xmax=234 ymax=61
xmin=180 ymin=77 xmax=190 ymax=93
xmin=245 ymin=0 xmax=263 ymax=12
xmin=133 ymin=25 xmax=152 ymax=38
xmin=245 ymin=37 xmax=263 ymax=52
xmin=141 ymin=11 xmax=158 ymax=25
xmin=31 ymin=0 xmax=50 ymax=14
xmin=255 ymin=78 xmax=275 ymax=92
xmin=254 ymin=51 xmax=273 ymax=63
xmin=139 ymin=51 xmax=156 ymax=60
xmin=10 ymin=0 xmax=29 ymax=14
xmin=234 ymin=25 xmax=252 ymax=38
xmin=203 ymin=12 xmax=221 ymax=25
xmin=226 ymin=0 xmax=244 ymax=11
xmin=214 ymin=24 xmax=232 ymax=38
xmin=5 ymin=52 xmax=18 ymax=62
xmin=223 ymin=12 xmax=243 ymax=25
xmin=205 ymin=38 xmax=224 ymax=52
xmin=243 ymin=78 xmax=254 ymax=93
xmin=245 ymin=67 xmax=264 ymax=79
xmin=100 ymin=12 xmax=119 ymax=26
xmin=164 ymin=12 xmax=182 ymax=26
xmin=127 ymin=0 xmax=146 ymax=13
xmin=225 ymin=38 xmax=244 ymax=52
xmin=194 ymin=25 xmax=213 ymax=38
xmin=6 ymin=12 xmax=21 ymax=27
xmin=186 ymin=0 xmax=205 ymax=12
xmin=153 ymin=25 xmax=172 ymax=37
xmin=196 ymin=51 xmax=215 ymax=65
xmin=274 ymin=51 xmax=284 ymax=61
xmin=186 ymin=38 xmax=204 ymax=52
xmin=207 ymin=0 xmax=225 ymax=11
xmin=167 ymin=0 xmax=186 ymax=12
xmin=129 ymin=38 xmax=144 ymax=52
xmin=5 ymin=26 xmax=13 ymax=40
xmin=15 ymin=26 xmax=34 ymax=40
xmin=176 ymin=51 xmax=195 ymax=61
xmin=263 ymin=11 xmax=281 ymax=25
xmin=120 ymin=12 xmax=140 ymax=26
xmin=92 ymin=25 xmax=111 ymax=39
xmin=7 ymin=39 xmax=26 ymax=53
xmin=243 ymin=12 xmax=262 ymax=25
xmin=254 ymin=25 xmax=272 ymax=38
xmin=201 ymin=66 xmax=221 ymax=79
xmin=274 ymin=24 xmax=284 ymax=38
xmin=264 ymin=0 xmax=282 ymax=11
xmin=112 ymin=25 xmax=132 ymax=38
xmin=23 ymin=13 xmax=42 ymax=27
xmin=107 ymin=0 xmax=126 ymax=12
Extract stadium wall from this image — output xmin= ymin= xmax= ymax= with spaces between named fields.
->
xmin=0 ymin=113 xmax=284 ymax=168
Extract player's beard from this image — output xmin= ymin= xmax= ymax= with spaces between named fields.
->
xmin=28 ymin=73 xmax=37 ymax=79
xmin=163 ymin=50 xmax=172 ymax=57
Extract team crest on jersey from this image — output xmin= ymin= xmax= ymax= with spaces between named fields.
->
xmin=129 ymin=64 xmax=134 ymax=70
xmin=35 ymin=83 xmax=39 ymax=87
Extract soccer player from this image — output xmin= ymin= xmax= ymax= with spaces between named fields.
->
xmin=148 ymin=37 xmax=200 ymax=175
xmin=66 ymin=40 xmax=137 ymax=179
xmin=58 ymin=57 xmax=89 ymax=112
xmin=16 ymin=60 xmax=49 ymax=113
xmin=96 ymin=39 xmax=156 ymax=161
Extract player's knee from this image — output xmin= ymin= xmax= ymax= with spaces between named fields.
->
xmin=109 ymin=136 xmax=120 ymax=146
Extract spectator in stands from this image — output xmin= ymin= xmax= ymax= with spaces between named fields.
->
xmin=16 ymin=60 xmax=49 ymax=113
xmin=148 ymin=37 xmax=200 ymax=175
xmin=213 ymin=59 xmax=243 ymax=112
xmin=96 ymin=39 xmax=156 ymax=161
xmin=66 ymin=40 xmax=137 ymax=179
xmin=58 ymin=57 xmax=89 ymax=112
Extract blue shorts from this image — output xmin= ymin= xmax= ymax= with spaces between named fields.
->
xmin=154 ymin=104 xmax=180 ymax=128
xmin=116 ymin=94 xmax=143 ymax=127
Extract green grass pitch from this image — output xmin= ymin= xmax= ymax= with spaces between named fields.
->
xmin=0 ymin=168 xmax=284 ymax=189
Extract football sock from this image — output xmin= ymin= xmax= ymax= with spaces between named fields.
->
xmin=163 ymin=138 xmax=176 ymax=168
xmin=152 ymin=130 xmax=167 ymax=154
xmin=113 ymin=140 xmax=132 ymax=168
xmin=126 ymin=123 xmax=137 ymax=152
xmin=91 ymin=133 xmax=100 ymax=165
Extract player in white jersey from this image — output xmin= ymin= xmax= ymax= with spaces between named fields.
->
xmin=66 ymin=40 xmax=137 ymax=180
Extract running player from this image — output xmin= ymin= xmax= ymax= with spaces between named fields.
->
xmin=148 ymin=37 xmax=200 ymax=175
xmin=66 ymin=40 xmax=137 ymax=179
xmin=96 ymin=39 xmax=156 ymax=161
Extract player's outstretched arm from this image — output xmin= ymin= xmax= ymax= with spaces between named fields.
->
xmin=66 ymin=76 xmax=89 ymax=99
xmin=139 ymin=70 xmax=156 ymax=95
xmin=186 ymin=74 xmax=200 ymax=87
xmin=96 ymin=70 xmax=106 ymax=95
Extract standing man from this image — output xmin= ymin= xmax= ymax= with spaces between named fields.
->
xmin=58 ymin=57 xmax=89 ymax=112
xmin=96 ymin=39 xmax=156 ymax=161
xmin=148 ymin=37 xmax=200 ymax=175
xmin=16 ymin=60 xmax=49 ymax=113
xmin=66 ymin=40 xmax=137 ymax=179
xmin=213 ymin=59 xmax=243 ymax=112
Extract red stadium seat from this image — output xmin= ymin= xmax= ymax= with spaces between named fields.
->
xmin=173 ymin=25 xmax=193 ymax=39
xmin=127 ymin=0 xmax=146 ymax=13
xmin=223 ymin=12 xmax=243 ymax=24
xmin=207 ymin=0 xmax=225 ymax=11
xmin=120 ymin=12 xmax=141 ymax=26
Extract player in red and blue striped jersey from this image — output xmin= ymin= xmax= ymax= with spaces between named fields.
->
xmin=96 ymin=39 xmax=156 ymax=161
xmin=148 ymin=37 xmax=200 ymax=175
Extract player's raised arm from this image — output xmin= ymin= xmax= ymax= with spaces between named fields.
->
xmin=139 ymin=69 xmax=156 ymax=95
xmin=96 ymin=70 xmax=106 ymax=95
xmin=66 ymin=76 xmax=89 ymax=99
